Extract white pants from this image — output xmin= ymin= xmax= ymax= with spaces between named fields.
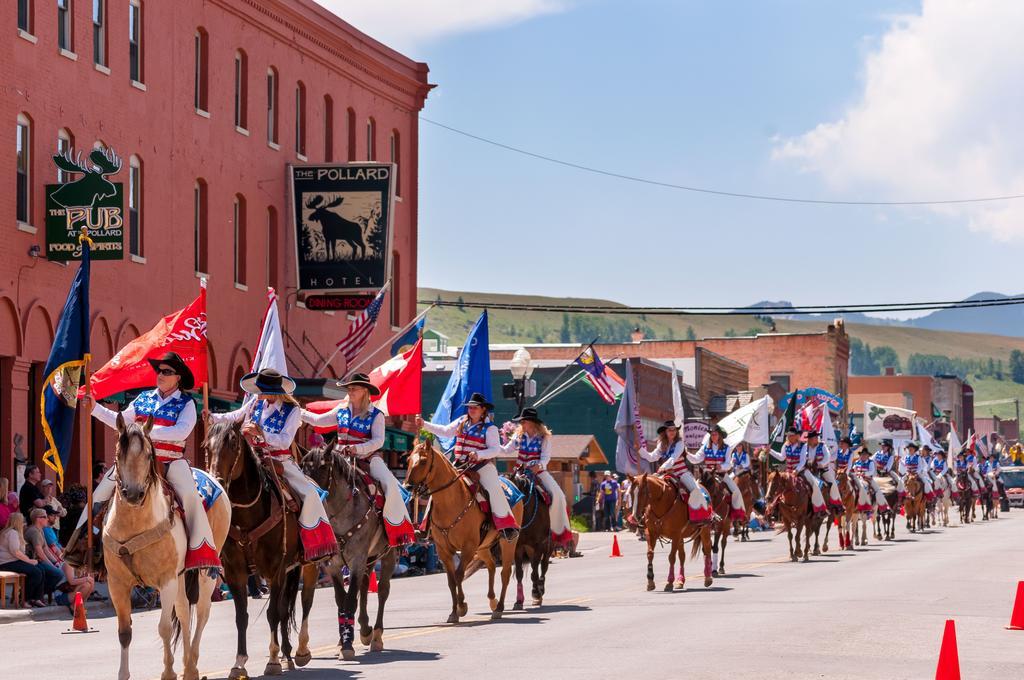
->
xmin=476 ymin=462 xmax=515 ymax=522
xmin=277 ymin=456 xmax=331 ymax=531
xmin=533 ymin=468 xmax=571 ymax=538
xmin=913 ymin=470 xmax=933 ymax=496
xmin=986 ymin=473 xmax=1000 ymax=495
xmin=818 ymin=466 xmax=841 ymax=504
xmin=969 ymin=471 xmax=982 ymax=492
xmin=801 ymin=469 xmax=826 ymax=510
xmin=675 ymin=470 xmax=709 ymax=513
xmin=887 ymin=471 xmax=906 ymax=494
xmin=367 ymin=455 xmax=413 ymax=530
xmin=720 ymin=473 xmax=744 ymax=511
xmin=851 ymin=475 xmax=871 ymax=508
xmin=82 ymin=458 xmax=216 ymax=552
xmin=865 ymin=476 xmax=888 ymax=508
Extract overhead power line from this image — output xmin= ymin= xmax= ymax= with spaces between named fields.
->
xmin=421 ymin=117 xmax=1024 ymax=206
xmin=417 ymin=295 xmax=1024 ymax=316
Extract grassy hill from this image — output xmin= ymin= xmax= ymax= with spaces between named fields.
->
xmin=418 ymin=287 xmax=1024 ymax=419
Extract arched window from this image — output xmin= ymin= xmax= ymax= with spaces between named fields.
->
xmin=194 ymin=27 xmax=209 ymax=112
xmin=233 ymin=194 xmax=247 ymax=286
xmin=266 ymin=206 xmax=278 ymax=290
xmin=323 ymin=94 xmax=334 ymax=162
xmin=346 ymin=107 xmax=356 ymax=161
xmin=234 ymin=49 xmax=248 ymax=130
xmin=128 ymin=155 xmax=143 ymax=258
xmin=266 ymin=67 xmax=279 ymax=145
xmin=56 ymin=128 xmax=74 ymax=183
xmin=390 ymin=129 xmax=401 ymax=196
xmin=16 ymin=113 xmax=32 ymax=224
xmin=366 ymin=117 xmax=376 ymax=161
xmin=295 ymin=81 xmax=306 ymax=157
xmin=194 ymin=179 xmax=208 ymax=274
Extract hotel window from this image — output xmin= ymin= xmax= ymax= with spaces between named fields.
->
xmin=234 ymin=50 xmax=248 ymax=130
xmin=390 ymin=129 xmax=401 ymax=196
xmin=233 ymin=194 xmax=247 ymax=286
xmin=295 ymin=81 xmax=306 ymax=157
xmin=346 ymin=107 xmax=356 ymax=161
xmin=266 ymin=67 xmax=278 ymax=145
xmin=128 ymin=155 xmax=143 ymax=257
xmin=16 ymin=114 xmax=32 ymax=224
xmin=129 ymin=0 xmax=142 ymax=83
xmin=366 ymin=117 xmax=376 ymax=161
xmin=18 ymin=0 xmax=33 ymax=34
xmin=194 ymin=28 xmax=209 ymax=113
xmin=323 ymin=95 xmax=334 ymax=162
xmin=56 ymin=129 xmax=74 ymax=182
xmin=390 ymin=251 xmax=401 ymax=326
xmin=57 ymin=0 xmax=73 ymax=52
xmin=92 ymin=0 xmax=106 ymax=66
xmin=194 ymin=179 xmax=208 ymax=274
xmin=769 ymin=374 xmax=791 ymax=392
xmin=266 ymin=206 xmax=278 ymax=290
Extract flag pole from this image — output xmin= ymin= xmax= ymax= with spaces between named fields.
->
xmin=201 ymin=277 xmax=210 ymax=470
xmin=312 ymin=279 xmax=395 ymax=377
xmin=83 ymin=352 xmax=93 ymax=575
xmin=531 ymin=338 xmax=600 ymax=404
xmin=317 ymin=300 xmax=432 ymax=378
xmin=532 ymin=370 xmax=585 ymax=408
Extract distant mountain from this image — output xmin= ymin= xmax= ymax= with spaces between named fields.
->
xmin=908 ymin=292 xmax=1024 ymax=336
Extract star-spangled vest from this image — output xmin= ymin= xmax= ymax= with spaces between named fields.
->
xmin=811 ymin=443 xmax=827 ymax=466
xmin=874 ymin=451 xmax=892 ymax=471
xmin=905 ymin=453 xmax=920 ymax=472
xmin=516 ymin=434 xmax=545 ymax=465
xmin=335 ymin=406 xmax=382 ymax=451
xmin=966 ymin=454 xmax=977 ymax=468
xmin=132 ymin=390 xmax=192 ymax=458
xmin=933 ymin=459 xmax=947 ymax=474
xmin=835 ymin=447 xmax=853 ymax=467
xmin=853 ymin=458 xmax=872 ymax=478
xmin=955 ymin=458 xmax=968 ymax=472
xmin=703 ymin=444 xmax=728 ymax=470
xmin=250 ymin=400 xmax=296 ymax=456
xmin=732 ymin=450 xmax=750 ymax=470
xmin=453 ymin=419 xmax=494 ymax=462
xmin=979 ymin=459 xmax=990 ymax=474
xmin=783 ymin=443 xmax=802 ymax=472
xmin=661 ymin=443 xmax=690 ymax=478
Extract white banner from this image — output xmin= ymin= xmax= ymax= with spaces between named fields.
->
xmin=718 ymin=396 xmax=774 ymax=447
xmin=863 ymin=401 xmax=916 ymax=440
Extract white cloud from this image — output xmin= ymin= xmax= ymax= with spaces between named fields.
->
xmin=313 ymin=0 xmax=567 ymax=53
xmin=773 ymin=0 xmax=1024 ymax=240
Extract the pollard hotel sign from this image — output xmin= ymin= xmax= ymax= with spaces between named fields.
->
xmin=290 ymin=163 xmax=395 ymax=294
xmin=45 ymin=147 xmax=125 ymax=260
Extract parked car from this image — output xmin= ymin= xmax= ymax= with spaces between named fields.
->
xmin=1001 ymin=466 xmax=1024 ymax=508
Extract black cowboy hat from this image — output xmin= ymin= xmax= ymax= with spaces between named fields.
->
xmin=461 ymin=392 xmax=494 ymax=411
xmin=856 ymin=445 xmax=871 ymax=455
xmin=709 ymin=424 xmax=726 ymax=437
xmin=240 ymin=368 xmax=296 ymax=396
xmin=905 ymin=441 xmax=920 ymax=450
xmin=147 ymin=352 xmax=195 ymax=391
xmin=936 ymin=449 xmax=947 ymax=456
xmin=881 ymin=439 xmax=893 ymax=447
xmin=337 ymin=372 xmax=381 ymax=396
xmin=657 ymin=420 xmax=679 ymax=435
xmin=921 ymin=443 xmax=933 ymax=452
xmin=786 ymin=426 xmax=802 ymax=436
xmin=513 ymin=407 xmax=544 ymax=425
xmin=805 ymin=430 xmax=820 ymax=438
xmin=840 ymin=436 xmax=853 ymax=446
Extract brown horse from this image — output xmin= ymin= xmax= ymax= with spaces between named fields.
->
xmin=703 ymin=470 xmax=756 ymax=576
xmin=833 ymin=471 xmax=865 ymax=550
xmin=904 ymin=475 xmax=927 ymax=533
xmin=405 ymin=440 xmax=522 ymax=623
xmin=956 ymin=472 xmax=974 ymax=524
xmin=105 ymin=414 xmax=230 ymax=680
xmin=764 ymin=471 xmax=822 ymax=562
xmin=510 ymin=467 xmax=553 ymax=610
xmin=634 ymin=473 xmax=714 ymax=591
xmin=872 ymin=477 xmax=899 ymax=541
xmin=205 ymin=420 xmax=304 ymax=679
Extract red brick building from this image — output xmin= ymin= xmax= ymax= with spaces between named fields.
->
xmin=848 ymin=373 xmax=970 ymax=439
xmin=3 ymin=0 xmax=431 ymax=484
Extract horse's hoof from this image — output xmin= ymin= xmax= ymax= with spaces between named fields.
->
xmin=447 ymin=613 xmax=459 ymax=624
xmin=341 ymin=648 xmax=356 ymax=661
xmin=294 ymin=651 xmax=311 ymax=667
xmin=512 ymin=601 xmax=524 ymax=610
xmin=491 ymin=611 xmax=502 ymax=620
xmin=812 ymin=549 xmax=820 ymax=556
xmin=488 ymin=597 xmax=498 ymax=612
xmin=663 ymin=583 xmax=674 ymax=592
xmin=370 ymin=638 xmax=384 ymax=653
xmin=675 ymin=580 xmax=685 ymax=590
xmin=712 ymin=569 xmax=719 ymax=577
xmin=802 ymin=556 xmax=810 ymax=563
xmin=457 ymin=602 xmax=469 ymax=617
xmin=359 ymin=631 xmax=372 ymax=646
xmin=264 ymin=662 xmax=283 ymax=676
xmin=790 ymin=556 xmax=798 ymax=562
xmin=822 ymin=545 xmax=829 ymax=553
xmin=228 ymin=668 xmax=248 ymax=680
xmin=646 ymin=581 xmax=656 ymax=591
xmin=532 ymin=597 xmax=542 ymax=607
xmin=704 ymin=577 xmax=713 ymax=588
xmin=286 ymin=658 xmax=296 ymax=671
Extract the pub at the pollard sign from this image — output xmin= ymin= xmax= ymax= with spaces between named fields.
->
xmin=45 ymin=147 xmax=125 ymax=260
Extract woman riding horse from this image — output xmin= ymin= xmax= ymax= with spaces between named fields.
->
xmin=637 ymin=421 xmax=713 ymax=524
xmin=767 ymin=427 xmax=828 ymax=516
xmin=689 ymin=426 xmax=746 ymax=521
xmin=300 ymin=372 xmax=416 ymax=547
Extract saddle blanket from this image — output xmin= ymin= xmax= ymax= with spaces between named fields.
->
xmin=191 ymin=468 xmax=225 ymax=511
xmin=468 ymin=477 xmax=525 ymax=510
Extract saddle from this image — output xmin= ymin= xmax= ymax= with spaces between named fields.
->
xmin=515 ymin=468 xmax=552 ymax=506
xmin=259 ymin=456 xmax=300 ymax=514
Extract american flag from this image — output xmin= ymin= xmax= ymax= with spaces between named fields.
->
xmin=575 ymin=345 xmax=622 ymax=404
xmin=336 ymin=283 xmax=389 ymax=364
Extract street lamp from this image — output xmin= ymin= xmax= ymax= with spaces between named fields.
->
xmin=506 ymin=348 xmax=534 ymax=415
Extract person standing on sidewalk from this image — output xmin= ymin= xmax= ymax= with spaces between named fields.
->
xmin=598 ymin=471 xmax=620 ymax=531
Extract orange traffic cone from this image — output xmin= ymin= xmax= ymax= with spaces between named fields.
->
xmin=62 ymin=591 xmax=97 ymax=634
xmin=610 ymin=534 xmax=622 ymax=558
xmin=368 ymin=570 xmax=378 ymax=593
xmin=1006 ymin=581 xmax=1024 ymax=630
xmin=934 ymin=619 xmax=961 ymax=680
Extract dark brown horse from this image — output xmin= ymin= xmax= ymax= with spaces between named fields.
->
xmin=956 ymin=471 xmax=974 ymax=524
xmin=764 ymin=471 xmax=822 ymax=562
xmin=297 ymin=445 xmax=396 ymax=661
xmin=510 ymin=467 xmax=553 ymax=609
xmin=634 ymin=473 xmax=713 ymax=591
xmin=872 ymin=477 xmax=899 ymax=541
xmin=904 ymin=475 xmax=927 ymax=533
xmin=206 ymin=420 xmax=303 ymax=679
xmin=703 ymin=470 xmax=756 ymax=576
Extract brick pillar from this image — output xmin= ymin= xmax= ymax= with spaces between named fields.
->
xmin=4 ymin=359 xmax=33 ymax=482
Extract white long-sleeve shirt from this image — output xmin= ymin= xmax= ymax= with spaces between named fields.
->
xmin=500 ymin=434 xmax=552 ymax=467
xmin=210 ymin=399 xmax=300 ymax=451
xmin=639 ymin=439 xmax=684 ymax=464
xmin=92 ymin=389 xmax=197 ymax=448
xmin=688 ymin=444 xmax=734 ymax=473
xmin=768 ymin=442 xmax=809 ymax=472
xmin=421 ymin=417 xmax=502 ymax=460
xmin=300 ymin=402 xmax=386 ymax=458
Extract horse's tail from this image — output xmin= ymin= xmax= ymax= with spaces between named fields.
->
xmin=689 ymin=530 xmax=704 ymax=559
xmin=277 ymin=565 xmax=301 ymax=635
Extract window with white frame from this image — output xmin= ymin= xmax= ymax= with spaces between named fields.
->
xmin=57 ymin=0 xmax=72 ymax=52
xmin=234 ymin=50 xmax=248 ymax=129
xmin=194 ymin=28 xmax=208 ymax=112
xmin=295 ymin=82 xmax=306 ymax=156
xmin=18 ymin=0 xmax=33 ymax=34
xmin=233 ymin=195 xmax=247 ymax=286
xmin=267 ymin=67 xmax=278 ymax=145
xmin=92 ymin=0 xmax=106 ymax=66
xmin=56 ymin=129 xmax=74 ymax=183
xmin=129 ymin=155 xmax=142 ymax=257
xmin=16 ymin=114 xmax=32 ymax=224
xmin=129 ymin=0 xmax=142 ymax=82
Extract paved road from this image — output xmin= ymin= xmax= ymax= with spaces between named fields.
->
xmin=3 ymin=512 xmax=1022 ymax=679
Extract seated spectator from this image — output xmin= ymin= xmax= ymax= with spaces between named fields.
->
xmin=0 ymin=512 xmax=49 ymax=607
xmin=40 ymin=480 xmax=67 ymax=532
xmin=59 ymin=484 xmax=87 ymax=547
xmin=406 ymin=539 xmax=440 ymax=573
xmin=0 ymin=479 xmax=17 ymax=528
xmin=18 ymin=465 xmax=46 ymax=516
xmin=44 ymin=506 xmax=64 ymax=560
xmin=55 ymin=562 xmax=95 ymax=613
xmin=25 ymin=507 xmax=65 ymax=596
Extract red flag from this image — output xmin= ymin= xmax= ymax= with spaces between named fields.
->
xmin=90 ymin=286 xmax=208 ymax=400
xmin=305 ymin=338 xmax=423 ymax=431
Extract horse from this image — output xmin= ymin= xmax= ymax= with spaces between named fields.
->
xmin=105 ymin=414 xmax=230 ymax=680
xmin=703 ymin=469 xmax=755 ymax=576
xmin=934 ymin=477 xmax=953 ymax=527
xmin=297 ymin=445 xmax=396 ymax=660
xmin=979 ymin=479 xmax=997 ymax=520
xmin=904 ymin=475 xmax=927 ymax=533
xmin=872 ymin=477 xmax=899 ymax=541
xmin=764 ymin=470 xmax=822 ymax=562
xmin=205 ymin=420 xmax=304 ymax=678
xmin=633 ymin=473 xmax=714 ymax=591
xmin=956 ymin=472 xmax=974 ymax=525
xmin=833 ymin=471 xmax=861 ymax=550
xmin=510 ymin=467 xmax=553 ymax=610
xmin=405 ymin=439 xmax=522 ymax=623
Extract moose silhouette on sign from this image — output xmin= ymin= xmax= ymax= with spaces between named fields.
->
xmin=305 ymin=194 xmax=368 ymax=261
xmin=50 ymin=148 xmax=122 ymax=211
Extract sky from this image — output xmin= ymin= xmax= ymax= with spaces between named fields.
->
xmin=319 ymin=1 xmax=1024 ymax=315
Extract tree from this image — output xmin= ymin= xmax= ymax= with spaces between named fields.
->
xmin=686 ymin=327 xmax=697 ymax=341
xmin=1011 ymin=350 xmax=1024 ymax=384
xmin=724 ymin=329 xmax=738 ymax=338
xmin=456 ymin=295 xmax=465 ymax=311
xmin=871 ymin=345 xmax=901 ymax=374
xmin=559 ymin=313 xmax=571 ymax=343
xmin=849 ymin=338 xmax=880 ymax=375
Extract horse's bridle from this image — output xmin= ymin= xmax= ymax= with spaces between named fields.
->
xmin=408 ymin=446 xmax=471 ymax=497
xmin=212 ymin=429 xmax=263 ymax=510
xmin=113 ymin=431 xmax=159 ymax=507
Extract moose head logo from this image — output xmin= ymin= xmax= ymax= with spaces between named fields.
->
xmin=304 ymin=194 xmax=368 ymax=260
xmin=50 ymin=147 xmax=123 ymax=211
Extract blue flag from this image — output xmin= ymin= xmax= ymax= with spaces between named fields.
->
xmin=41 ymin=245 xmax=91 ymax=490
xmin=391 ymin=316 xmax=425 ymax=356
xmin=431 ymin=311 xmax=491 ymax=449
